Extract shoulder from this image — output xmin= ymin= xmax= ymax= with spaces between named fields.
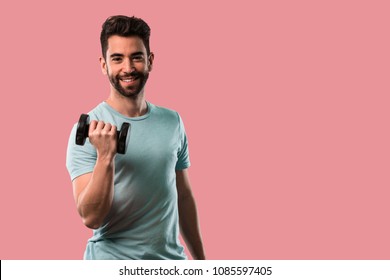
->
xmin=150 ymin=103 xmax=179 ymax=116
xmin=87 ymin=102 xmax=109 ymax=120
xmin=149 ymin=102 xmax=182 ymax=123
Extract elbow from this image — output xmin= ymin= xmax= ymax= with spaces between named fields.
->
xmin=82 ymin=216 xmax=103 ymax=230
xmin=77 ymin=204 xmax=104 ymax=229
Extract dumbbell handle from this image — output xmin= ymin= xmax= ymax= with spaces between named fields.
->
xmin=81 ymin=124 xmax=130 ymax=154
xmin=80 ymin=124 xmax=121 ymax=138
xmin=75 ymin=114 xmax=130 ymax=154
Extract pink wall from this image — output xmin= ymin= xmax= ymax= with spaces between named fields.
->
xmin=0 ymin=0 xmax=389 ymax=259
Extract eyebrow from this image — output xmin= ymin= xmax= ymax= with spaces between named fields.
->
xmin=110 ymin=53 xmax=124 ymax=58
xmin=110 ymin=52 xmax=145 ymax=58
xmin=130 ymin=52 xmax=145 ymax=57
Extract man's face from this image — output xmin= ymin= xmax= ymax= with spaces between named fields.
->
xmin=100 ymin=35 xmax=153 ymax=98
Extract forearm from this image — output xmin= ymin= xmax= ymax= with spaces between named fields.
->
xmin=178 ymin=194 xmax=206 ymax=260
xmin=77 ymin=157 xmax=115 ymax=229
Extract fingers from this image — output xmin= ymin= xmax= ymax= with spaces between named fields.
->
xmin=87 ymin=120 xmax=118 ymax=158
xmin=102 ymin=122 xmax=118 ymax=134
xmin=89 ymin=120 xmax=117 ymax=135
xmin=89 ymin=120 xmax=98 ymax=136
xmin=96 ymin=120 xmax=107 ymax=132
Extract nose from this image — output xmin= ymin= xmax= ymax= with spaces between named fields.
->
xmin=123 ymin=59 xmax=135 ymax=73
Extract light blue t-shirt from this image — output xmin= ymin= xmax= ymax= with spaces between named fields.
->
xmin=66 ymin=101 xmax=190 ymax=259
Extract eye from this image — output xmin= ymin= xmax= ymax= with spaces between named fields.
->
xmin=132 ymin=56 xmax=144 ymax=62
xmin=112 ymin=57 xmax=122 ymax=62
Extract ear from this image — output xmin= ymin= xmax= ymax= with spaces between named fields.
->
xmin=148 ymin=52 xmax=155 ymax=71
xmin=99 ymin=56 xmax=108 ymax=75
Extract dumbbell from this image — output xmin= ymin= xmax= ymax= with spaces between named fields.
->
xmin=75 ymin=114 xmax=130 ymax=154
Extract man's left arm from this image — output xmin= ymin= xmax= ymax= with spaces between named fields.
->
xmin=176 ymin=169 xmax=206 ymax=260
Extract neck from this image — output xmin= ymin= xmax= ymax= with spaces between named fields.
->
xmin=106 ymin=90 xmax=148 ymax=118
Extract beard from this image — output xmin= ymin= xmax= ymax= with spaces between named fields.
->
xmin=108 ymin=70 xmax=149 ymax=99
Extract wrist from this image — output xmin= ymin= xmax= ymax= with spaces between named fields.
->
xmin=96 ymin=155 xmax=115 ymax=167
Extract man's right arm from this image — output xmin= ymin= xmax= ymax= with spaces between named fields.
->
xmin=72 ymin=120 xmax=117 ymax=229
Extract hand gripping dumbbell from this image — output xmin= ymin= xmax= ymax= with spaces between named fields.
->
xmin=75 ymin=114 xmax=130 ymax=154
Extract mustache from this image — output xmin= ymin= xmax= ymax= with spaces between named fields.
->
xmin=119 ymin=72 xmax=139 ymax=79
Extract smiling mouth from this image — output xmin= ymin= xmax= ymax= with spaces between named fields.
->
xmin=121 ymin=76 xmax=136 ymax=81
xmin=120 ymin=76 xmax=138 ymax=84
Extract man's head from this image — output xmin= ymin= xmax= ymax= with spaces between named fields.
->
xmin=100 ymin=15 xmax=151 ymax=60
xmin=99 ymin=15 xmax=154 ymax=99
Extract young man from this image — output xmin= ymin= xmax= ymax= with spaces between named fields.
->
xmin=66 ymin=15 xmax=205 ymax=260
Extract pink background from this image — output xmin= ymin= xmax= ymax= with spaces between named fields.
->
xmin=0 ymin=0 xmax=389 ymax=259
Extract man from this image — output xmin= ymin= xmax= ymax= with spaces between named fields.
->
xmin=66 ymin=15 xmax=205 ymax=260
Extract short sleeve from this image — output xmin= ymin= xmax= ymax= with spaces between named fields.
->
xmin=66 ymin=123 xmax=97 ymax=181
xmin=175 ymin=114 xmax=191 ymax=170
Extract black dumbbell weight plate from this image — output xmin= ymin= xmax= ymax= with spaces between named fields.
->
xmin=76 ymin=114 xmax=90 ymax=145
xmin=117 ymin=122 xmax=130 ymax=154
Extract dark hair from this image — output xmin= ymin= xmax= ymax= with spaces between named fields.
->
xmin=100 ymin=15 xmax=151 ymax=59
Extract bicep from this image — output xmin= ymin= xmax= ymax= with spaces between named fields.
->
xmin=72 ymin=172 xmax=92 ymax=204
xmin=176 ymin=169 xmax=193 ymax=200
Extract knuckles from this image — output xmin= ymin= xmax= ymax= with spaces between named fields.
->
xmin=87 ymin=120 xmax=117 ymax=154
xmin=89 ymin=121 xmax=117 ymax=139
